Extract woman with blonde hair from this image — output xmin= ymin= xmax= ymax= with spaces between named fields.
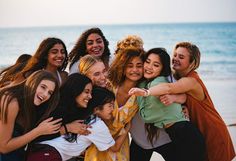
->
xmin=129 ymin=42 xmax=235 ymax=161
xmin=79 ymin=55 xmax=108 ymax=88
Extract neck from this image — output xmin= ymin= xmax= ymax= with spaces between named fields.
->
xmin=120 ymin=79 xmax=137 ymax=91
xmin=45 ymin=65 xmax=58 ymax=73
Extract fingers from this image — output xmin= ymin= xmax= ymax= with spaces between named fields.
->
xmin=43 ymin=117 xmax=54 ymax=122
xmin=50 ymin=118 xmax=62 ymax=125
xmin=76 ymin=120 xmax=85 ymax=123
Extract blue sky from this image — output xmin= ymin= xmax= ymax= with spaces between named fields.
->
xmin=0 ymin=0 xmax=235 ymax=27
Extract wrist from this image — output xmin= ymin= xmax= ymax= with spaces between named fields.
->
xmin=142 ymin=88 xmax=150 ymax=97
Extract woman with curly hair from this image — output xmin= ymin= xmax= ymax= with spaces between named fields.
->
xmin=84 ymin=35 xmax=144 ymax=161
xmin=14 ymin=37 xmax=68 ymax=86
xmin=68 ymin=27 xmax=111 ymax=74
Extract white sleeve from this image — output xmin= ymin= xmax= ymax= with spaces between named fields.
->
xmin=88 ymin=119 xmax=115 ymax=151
xmin=69 ymin=61 xmax=80 ymax=75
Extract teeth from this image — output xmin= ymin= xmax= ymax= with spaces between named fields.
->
xmin=37 ymin=96 xmax=43 ymax=101
xmin=145 ymin=70 xmax=152 ymax=74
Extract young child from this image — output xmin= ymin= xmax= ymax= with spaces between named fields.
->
xmin=26 ymin=84 xmax=129 ymax=161
xmin=129 ymin=48 xmax=205 ymax=161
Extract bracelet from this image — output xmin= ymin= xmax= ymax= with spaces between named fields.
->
xmin=63 ymin=124 xmax=69 ymax=134
xmin=142 ymin=88 xmax=150 ymax=97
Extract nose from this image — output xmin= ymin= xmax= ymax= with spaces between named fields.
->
xmin=58 ymin=51 xmax=65 ymax=58
xmin=145 ymin=63 xmax=152 ymax=70
xmin=42 ymin=90 xmax=50 ymax=100
xmin=88 ymin=93 xmax=92 ymax=99
xmin=101 ymin=73 xmax=106 ymax=80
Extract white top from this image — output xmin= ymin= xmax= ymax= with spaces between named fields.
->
xmin=130 ymin=112 xmax=171 ymax=149
xmin=41 ymin=117 xmax=115 ymax=161
xmin=69 ymin=61 xmax=80 ymax=75
xmin=56 ymin=70 xmax=62 ymax=86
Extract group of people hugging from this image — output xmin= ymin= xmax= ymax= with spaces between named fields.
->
xmin=0 ymin=27 xmax=235 ymax=161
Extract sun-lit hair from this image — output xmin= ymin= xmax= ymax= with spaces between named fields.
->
xmin=79 ymin=55 xmax=103 ymax=76
xmin=109 ymin=35 xmax=145 ymax=87
xmin=115 ymin=35 xmax=144 ymax=55
xmin=15 ymin=37 xmax=68 ymax=79
xmin=109 ymin=49 xmax=145 ymax=87
xmin=0 ymin=70 xmax=59 ymax=132
xmin=0 ymin=54 xmax=32 ymax=87
xmin=174 ymin=42 xmax=201 ymax=71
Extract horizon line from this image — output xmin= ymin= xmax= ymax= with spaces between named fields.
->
xmin=0 ymin=21 xmax=236 ymax=29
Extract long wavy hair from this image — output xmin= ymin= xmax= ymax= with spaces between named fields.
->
xmin=109 ymin=49 xmax=145 ymax=87
xmin=0 ymin=70 xmax=59 ymax=132
xmin=68 ymin=27 xmax=111 ymax=68
xmin=15 ymin=37 xmax=68 ymax=79
xmin=0 ymin=54 xmax=32 ymax=87
xmin=58 ymin=73 xmax=92 ymax=142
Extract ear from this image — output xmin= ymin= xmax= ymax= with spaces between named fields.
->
xmin=188 ymin=61 xmax=196 ymax=71
xmin=93 ymin=107 xmax=99 ymax=114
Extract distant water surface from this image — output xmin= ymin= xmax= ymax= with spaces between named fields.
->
xmin=0 ymin=22 xmax=236 ymax=80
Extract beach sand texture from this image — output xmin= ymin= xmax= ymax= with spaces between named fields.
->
xmin=150 ymin=79 xmax=236 ymax=161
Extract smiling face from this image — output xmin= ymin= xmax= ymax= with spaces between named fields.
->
xmin=86 ymin=33 xmax=105 ymax=57
xmin=34 ymin=80 xmax=56 ymax=106
xmin=172 ymin=47 xmax=191 ymax=74
xmin=95 ymin=101 xmax=114 ymax=121
xmin=47 ymin=43 xmax=66 ymax=69
xmin=144 ymin=53 xmax=163 ymax=79
xmin=75 ymin=83 xmax=93 ymax=108
xmin=86 ymin=61 xmax=107 ymax=87
xmin=124 ymin=56 xmax=143 ymax=82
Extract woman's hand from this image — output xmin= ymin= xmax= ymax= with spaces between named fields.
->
xmin=36 ymin=117 xmax=62 ymax=135
xmin=182 ymin=106 xmax=190 ymax=120
xmin=124 ymin=122 xmax=131 ymax=132
xmin=159 ymin=94 xmax=175 ymax=106
xmin=67 ymin=120 xmax=91 ymax=135
xmin=128 ymin=88 xmax=146 ymax=96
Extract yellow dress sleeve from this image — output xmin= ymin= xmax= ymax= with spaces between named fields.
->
xmin=84 ymin=88 xmax=138 ymax=161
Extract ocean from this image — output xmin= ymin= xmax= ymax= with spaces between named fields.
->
xmin=0 ymin=23 xmax=236 ymax=160
xmin=1 ymin=22 xmax=236 ymax=122
xmin=0 ymin=22 xmax=236 ymax=80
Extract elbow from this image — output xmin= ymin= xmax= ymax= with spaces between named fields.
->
xmin=0 ymin=143 xmax=13 ymax=154
xmin=110 ymin=145 xmax=120 ymax=152
xmin=0 ymin=147 xmax=10 ymax=154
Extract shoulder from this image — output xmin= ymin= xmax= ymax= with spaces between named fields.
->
xmin=0 ymin=96 xmax=20 ymax=122
xmin=60 ymin=71 xmax=68 ymax=82
xmin=150 ymin=76 xmax=168 ymax=86
xmin=89 ymin=118 xmax=109 ymax=132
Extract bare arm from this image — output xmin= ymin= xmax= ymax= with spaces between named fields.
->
xmin=109 ymin=122 xmax=131 ymax=152
xmin=159 ymin=93 xmax=186 ymax=106
xmin=129 ymin=77 xmax=204 ymax=101
xmin=0 ymin=99 xmax=62 ymax=153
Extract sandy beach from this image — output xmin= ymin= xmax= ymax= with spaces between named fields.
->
xmin=150 ymin=79 xmax=236 ymax=161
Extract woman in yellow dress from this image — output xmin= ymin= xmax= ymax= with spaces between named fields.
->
xmin=84 ymin=35 xmax=145 ymax=161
